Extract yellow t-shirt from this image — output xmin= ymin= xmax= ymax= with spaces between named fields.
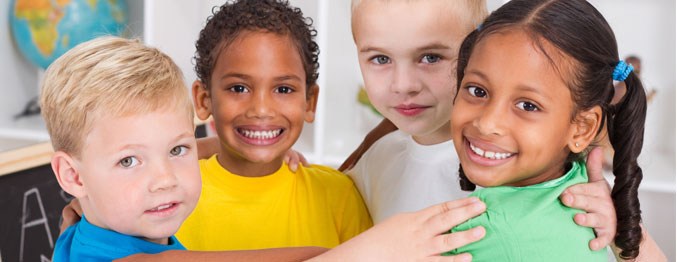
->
xmin=176 ymin=155 xmax=373 ymax=250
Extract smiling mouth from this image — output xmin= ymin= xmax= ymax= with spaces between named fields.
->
xmin=237 ymin=128 xmax=284 ymax=140
xmin=147 ymin=203 xmax=176 ymax=212
xmin=469 ymin=142 xmax=515 ymax=160
xmin=145 ymin=202 xmax=180 ymax=216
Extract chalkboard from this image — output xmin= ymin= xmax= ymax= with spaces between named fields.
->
xmin=0 ymin=164 xmax=70 ymax=262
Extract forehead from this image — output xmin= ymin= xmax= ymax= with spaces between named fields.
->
xmin=353 ymin=0 xmax=468 ymax=51
xmin=471 ymin=29 xmax=573 ymax=85
xmin=213 ymin=31 xmax=305 ymax=78
xmin=83 ymin=106 xmax=194 ymax=152
xmin=466 ymin=29 xmax=575 ymax=101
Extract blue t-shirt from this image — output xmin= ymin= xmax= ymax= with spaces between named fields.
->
xmin=53 ymin=216 xmax=185 ymax=261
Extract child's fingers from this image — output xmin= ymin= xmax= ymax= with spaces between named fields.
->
xmin=562 ymin=179 xmax=610 ymax=198
xmin=424 ymin=198 xmax=485 ymax=235
xmin=421 ymin=197 xmax=482 ymax=218
xmin=427 ymin=252 xmax=472 ymax=262
xmin=428 ymin=226 xmax=485 ymax=257
xmin=298 ymin=152 xmax=309 ymax=167
xmin=584 ymin=147 xmax=605 ymax=182
xmin=573 ymin=213 xmax=615 ymax=250
xmin=59 ymin=199 xmax=82 ymax=235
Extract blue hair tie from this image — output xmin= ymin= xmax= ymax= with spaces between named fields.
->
xmin=477 ymin=23 xmax=482 ymax=31
xmin=612 ymin=61 xmax=634 ymax=81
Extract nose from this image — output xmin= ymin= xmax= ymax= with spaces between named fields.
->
xmin=390 ymin=64 xmax=422 ymax=95
xmin=472 ymin=101 xmax=506 ymax=137
xmin=245 ymin=90 xmax=275 ymax=119
xmin=149 ymin=159 xmax=179 ymax=193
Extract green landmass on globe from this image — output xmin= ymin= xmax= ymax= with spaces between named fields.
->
xmin=357 ymin=87 xmax=382 ymax=117
xmin=10 ymin=0 xmax=128 ymax=69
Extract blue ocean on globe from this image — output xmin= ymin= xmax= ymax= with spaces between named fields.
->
xmin=9 ymin=0 xmax=128 ymax=70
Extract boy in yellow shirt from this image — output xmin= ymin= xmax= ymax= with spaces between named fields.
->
xmin=175 ymin=0 xmax=372 ymax=250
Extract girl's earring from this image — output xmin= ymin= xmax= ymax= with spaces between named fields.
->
xmin=575 ymin=142 xmax=580 ymax=147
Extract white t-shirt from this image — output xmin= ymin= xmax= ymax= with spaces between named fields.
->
xmin=347 ymin=130 xmax=469 ymax=223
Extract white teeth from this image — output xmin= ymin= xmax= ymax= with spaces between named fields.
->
xmin=151 ymin=203 xmax=173 ymax=211
xmin=470 ymin=143 xmax=514 ymax=160
xmin=241 ymin=129 xmax=282 ymax=139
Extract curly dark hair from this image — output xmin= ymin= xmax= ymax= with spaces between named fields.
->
xmin=194 ymin=0 xmax=320 ymax=92
xmin=455 ymin=0 xmax=646 ymax=259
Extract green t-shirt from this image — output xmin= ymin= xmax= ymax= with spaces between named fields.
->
xmin=444 ymin=161 xmax=606 ymax=261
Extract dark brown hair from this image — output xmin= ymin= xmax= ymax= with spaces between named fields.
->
xmin=455 ymin=0 xmax=646 ymax=259
xmin=194 ymin=0 xmax=319 ymax=92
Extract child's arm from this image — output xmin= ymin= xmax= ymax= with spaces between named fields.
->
xmin=310 ymin=197 xmax=486 ymax=261
xmin=117 ymin=198 xmax=486 ymax=262
xmin=338 ymin=118 xmax=397 ymax=171
xmin=115 ymin=247 xmax=328 ymax=262
xmin=560 ymin=147 xmax=666 ymax=260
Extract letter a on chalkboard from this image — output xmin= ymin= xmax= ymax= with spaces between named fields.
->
xmin=19 ymin=188 xmax=54 ymax=262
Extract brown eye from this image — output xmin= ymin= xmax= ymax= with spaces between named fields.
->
xmin=228 ymin=85 xmax=248 ymax=93
xmin=468 ymin=86 xmax=487 ymax=98
xmin=516 ymin=101 xmax=540 ymax=112
xmin=275 ymin=86 xmax=293 ymax=94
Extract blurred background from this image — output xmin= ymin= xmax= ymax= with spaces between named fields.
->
xmin=0 ymin=0 xmax=674 ymax=260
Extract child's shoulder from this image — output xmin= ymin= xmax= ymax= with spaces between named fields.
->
xmin=300 ymin=164 xmax=355 ymax=188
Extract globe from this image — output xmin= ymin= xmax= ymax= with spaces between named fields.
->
xmin=9 ymin=0 xmax=128 ymax=70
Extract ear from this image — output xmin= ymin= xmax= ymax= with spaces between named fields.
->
xmin=567 ymin=106 xmax=602 ymax=153
xmin=304 ymin=84 xmax=320 ymax=123
xmin=51 ymin=151 xmax=86 ymax=198
xmin=192 ymin=80 xmax=212 ymax=121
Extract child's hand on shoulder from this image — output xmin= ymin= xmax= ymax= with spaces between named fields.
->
xmin=560 ymin=147 xmax=617 ymax=250
xmin=284 ymin=149 xmax=309 ymax=172
xmin=59 ymin=198 xmax=83 ymax=234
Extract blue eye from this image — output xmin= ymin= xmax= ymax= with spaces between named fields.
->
xmin=370 ymin=55 xmax=391 ymax=65
xmin=170 ymin=145 xmax=188 ymax=156
xmin=516 ymin=101 xmax=539 ymax=112
xmin=228 ymin=85 xmax=248 ymax=93
xmin=467 ymin=86 xmax=487 ymax=98
xmin=119 ymin=156 xmax=139 ymax=168
xmin=275 ymin=86 xmax=294 ymax=94
xmin=421 ymin=54 xmax=441 ymax=64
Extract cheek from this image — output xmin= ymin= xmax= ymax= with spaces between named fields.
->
xmin=450 ymin=100 xmax=472 ymax=124
xmin=364 ymin=85 xmax=389 ymax=109
xmin=93 ymin=178 xmax=140 ymax=218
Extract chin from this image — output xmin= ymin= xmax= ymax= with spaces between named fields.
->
xmin=465 ymin=172 xmax=504 ymax=188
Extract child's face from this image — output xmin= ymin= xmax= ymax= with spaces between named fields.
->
xmin=451 ymin=29 xmax=579 ymax=187
xmin=76 ymin=107 xmax=200 ymax=244
xmin=196 ymin=31 xmax=317 ymax=176
xmin=353 ymin=0 xmax=468 ymax=144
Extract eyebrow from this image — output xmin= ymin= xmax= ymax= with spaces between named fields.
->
xmin=464 ymin=69 xmax=490 ymax=82
xmin=515 ymin=85 xmax=551 ymax=100
xmin=174 ymin=131 xmax=195 ymax=141
xmin=359 ymin=42 xmax=452 ymax=53
xmin=219 ymin=73 xmax=302 ymax=82
xmin=115 ymin=132 xmax=195 ymax=152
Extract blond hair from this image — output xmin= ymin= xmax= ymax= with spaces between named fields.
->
xmin=40 ymin=36 xmax=193 ymax=157
xmin=351 ymin=0 xmax=488 ymax=33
